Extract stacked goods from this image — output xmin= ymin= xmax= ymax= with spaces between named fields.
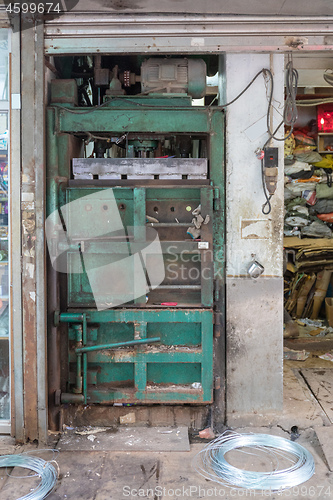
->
xmin=284 ymin=238 xmax=333 ymax=320
xmin=284 ymin=124 xmax=333 ymax=238
xmin=285 ymin=268 xmax=332 ymax=320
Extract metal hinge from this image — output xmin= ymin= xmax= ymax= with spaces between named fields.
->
xmin=214 ymin=376 xmax=221 ymax=390
xmin=213 ymin=187 xmax=220 ymax=211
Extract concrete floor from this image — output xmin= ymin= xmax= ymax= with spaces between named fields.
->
xmin=1 ymin=358 xmax=333 ymax=499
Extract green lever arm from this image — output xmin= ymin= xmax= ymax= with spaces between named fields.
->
xmin=75 ymin=337 xmax=160 ymax=354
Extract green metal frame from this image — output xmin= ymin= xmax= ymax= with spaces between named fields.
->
xmin=47 ymin=92 xmax=224 ymax=407
xmin=59 ymin=309 xmax=213 ymax=404
xmin=65 ymin=185 xmax=214 ymax=308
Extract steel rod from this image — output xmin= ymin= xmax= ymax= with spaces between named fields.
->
xmin=75 ymin=337 xmax=161 ymax=353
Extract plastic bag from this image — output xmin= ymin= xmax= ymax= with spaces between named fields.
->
xmin=302 ymin=190 xmax=317 ymax=206
xmin=284 ymin=134 xmax=295 ymax=157
xmin=313 ymin=199 xmax=333 ymax=214
xmin=316 ymin=183 xmax=333 ymax=200
xmin=294 ymin=151 xmax=323 ymax=164
xmin=294 ymin=145 xmax=317 ymax=154
xmin=293 ymin=131 xmax=316 ymax=146
xmin=285 ymin=215 xmax=309 ymax=227
xmin=301 ymin=220 xmax=332 ymax=238
xmin=286 ymin=182 xmax=318 ymax=195
xmin=317 ymin=213 xmax=333 ymax=222
xmin=313 ymin=154 xmax=333 ymax=169
xmin=285 ymin=160 xmax=312 ymax=176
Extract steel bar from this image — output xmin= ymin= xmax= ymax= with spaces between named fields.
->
xmin=75 ymin=337 xmax=161 ymax=354
xmin=60 ymin=393 xmax=84 ymax=404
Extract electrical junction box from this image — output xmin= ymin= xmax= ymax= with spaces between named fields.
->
xmin=264 ymin=147 xmax=278 ymax=195
xmin=264 ymin=147 xmax=278 ymax=169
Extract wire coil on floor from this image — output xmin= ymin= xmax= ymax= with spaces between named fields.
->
xmin=193 ymin=432 xmax=315 ymax=491
xmin=0 ymin=453 xmax=58 ymax=500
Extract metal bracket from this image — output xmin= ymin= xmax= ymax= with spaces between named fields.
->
xmin=54 ymin=310 xmax=60 ymax=327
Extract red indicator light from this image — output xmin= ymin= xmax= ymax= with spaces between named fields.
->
xmin=318 ymin=105 xmax=333 ymax=132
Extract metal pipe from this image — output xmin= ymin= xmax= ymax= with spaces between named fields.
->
xmin=82 ymin=314 xmax=88 ymax=404
xmin=59 ymin=313 xmax=84 ymax=323
xmin=46 ymin=108 xmax=61 ymax=432
xmin=75 ymin=337 xmax=161 ymax=354
xmin=60 ymin=393 xmax=84 ymax=404
xmin=73 ymin=354 xmax=83 ymax=394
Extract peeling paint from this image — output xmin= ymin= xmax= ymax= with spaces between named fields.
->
xmin=29 ymin=291 xmax=36 ymax=302
xmin=26 ymin=263 xmax=35 ymax=279
xmin=22 ymin=202 xmax=35 ymax=210
xmin=284 ymin=36 xmax=308 ymax=49
xmin=22 ymin=192 xmax=35 ymax=202
xmin=241 ymin=219 xmax=270 ymax=239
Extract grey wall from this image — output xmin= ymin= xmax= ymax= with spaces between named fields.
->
xmin=225 ymin=54 xmax=284 ymax=423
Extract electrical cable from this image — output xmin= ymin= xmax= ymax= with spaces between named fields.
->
xmin=0 ymin=453 xmax=58 ymax=500
xmin=53 ymin=61 xmax=298 ymax=218
xmin=260 ymin=58 xmax=299 ymax=215
xmin=261 ymin=158 xmax=272 ymax=215
xmin=297 ymin=98 xmax=333 ymax=106
xmin=193 ymin=431 xmax=315 ymax=492
xmin=323 ymin=69 xmax=333 ymax=87
xmin=51 ymin=68 xmax=269 ymax=113
xmin=264 ymin=60 xmax=298 ymax=143
xmin=210 ymin=69 xmax=268 ymax=108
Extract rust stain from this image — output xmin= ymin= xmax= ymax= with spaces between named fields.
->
xmin=284 ymin=36 xmax=308 ymax=49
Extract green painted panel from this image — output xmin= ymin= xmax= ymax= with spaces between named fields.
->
xmin=147 ymin=322 xmax=201 ymax=346
xmin=61 ymin=309 xmax=212 ymax=323
xmin=66 ymin=188 xmax=134 ymax=233
xmin=147 ymin=363 xmax=201 ymax=385
xmin=95 ymin=363 xmax=135 ymax=386
xmin=146 ymin=188 xmax=201 ymax=200
xmin=94 ymin=323 xmax=134 ymax=344
xmin=57 ymin=107 xmax=212 ymax=134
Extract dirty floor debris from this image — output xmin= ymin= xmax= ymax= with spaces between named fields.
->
xmin=1 ymin=359 xmax=333 ymax=499
xmin=57 ymin=426 xmax=190 ymax=452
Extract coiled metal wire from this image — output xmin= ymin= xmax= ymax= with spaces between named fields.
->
xmin=193 ymin=431 xmax=315 ymax=491
xmin=0 ymin=453 xmax=58 ymax=499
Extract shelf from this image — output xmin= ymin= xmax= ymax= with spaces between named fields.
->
xmin=0 ymin=336 xmax=8 ymax=340
xmin=318 ymin=133 xmax=333 ymax=153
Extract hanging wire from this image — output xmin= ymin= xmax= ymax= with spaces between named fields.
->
xmin=0 ymin=453 xmax=58 ymax=500
xmin=323 ymin=69 xmax=333 ymax=87
xmin=193 ymin=431 xmax=315 ymax=491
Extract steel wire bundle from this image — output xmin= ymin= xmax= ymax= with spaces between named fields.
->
xmin=0 ymin=453 xmax=58 ymax=500
xmin=193 ymin=431 xmax=315 ymax=491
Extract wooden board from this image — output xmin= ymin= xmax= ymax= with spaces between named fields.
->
xmin=301 ymin=368 xmax=333 ymax=423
